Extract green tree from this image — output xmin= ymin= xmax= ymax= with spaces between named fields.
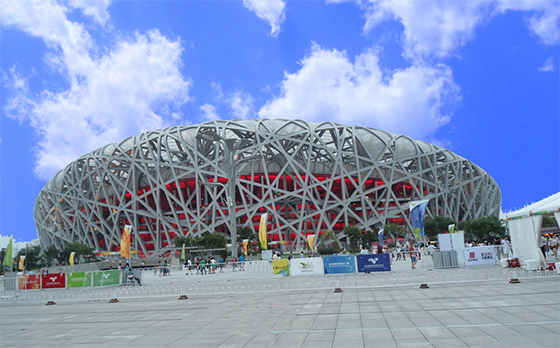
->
xmin=237 ymin=226 xmax=262 ymax=254
xmin=173 ymin=235 xmax=195 ymax=247
xmin=316 ymin=230 xmax=341 ymax=255
xmin=424 ymin=216 xmax=456 ymax=240
xmin=41 ymin=245 xmax=60 ymax=267
xmin=197 ymin=232 xmax=227 ymax=249
xmin=15 ymin=245 xmax=42 ymax=271
xmin=237 ymin=226 xmax=256 ymax=242
xmin=542 ymin=216 xmax=557 ymax=227
xmin=343 ymin=225 xmax=363 ymax=252
xmin=459 ymin=216 xmax=505 ymax=242
xmin=60 ymin=242 xmax=95 ymax=264
xmin=383 ymin=223 xmax=407 ymax=244
xmin=361 ymin=230 xmax=377 ymax=249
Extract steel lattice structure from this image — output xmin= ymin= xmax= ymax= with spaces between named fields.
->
xmin=35 ymin=119 xmax=501 ymax=254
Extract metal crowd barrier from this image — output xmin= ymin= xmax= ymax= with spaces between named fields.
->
xmin=2 ymin=266 xmax=557 ymax=303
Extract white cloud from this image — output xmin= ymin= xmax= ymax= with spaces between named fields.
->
xmin=200 ymin=104 xmax=220 ymax=121
xmin=243 ymin=0 xmax=286 ymax=37
xmin=259 ymin=43 xmax=460 ymax=139
xmin=68 ymin=0 xmax=112 ymax=26
xmin=496 ymin=0 xmax=560 ymax=46
xmin=338 ymin=0 xmax=559 ymax=58
xmin=228 ymin=91 xmax=254 ymax=120
xmin=356 ymin=0 xmax=495 ymax=58
xmin=1 ymin=0 xmax=192 ymax=180
xmin=538 ymin=56 xmax=555 ymax=72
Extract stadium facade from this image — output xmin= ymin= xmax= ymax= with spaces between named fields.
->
xmin=34 ymin=119 xmax=501 ymax=255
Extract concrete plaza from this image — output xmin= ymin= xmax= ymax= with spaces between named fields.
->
xmin=1 ymin=273 xmax=558 ymax=347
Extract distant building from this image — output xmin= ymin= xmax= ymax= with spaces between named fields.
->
xmin=34 ymin=119 xmax=500 ymax=255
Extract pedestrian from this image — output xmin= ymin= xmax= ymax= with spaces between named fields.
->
xmin=210 ymin=257 xmax=216 ymax=274
xmin=501 ymin=237 xmax=511 ymax=258
xmin=200 ymin=258 xmax=207 ymax=274
xmin=299 ymin=251 xmax=304 ymax=258
xmin=239 ymin=255 xmax=245 ymax=271
xmin=410 ymin=244 xmax=417 ymax=269
xmin=541 ymin=234 xmax=548 ymax=259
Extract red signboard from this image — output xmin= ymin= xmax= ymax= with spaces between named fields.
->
xmin=41 ymin=273 xmax=66 ymax=289
xmin=19 ymin=274 xmax=41 ymax=290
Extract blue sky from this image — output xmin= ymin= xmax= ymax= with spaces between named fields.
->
xmin=1 ymin=0 xmax=559 ymax=245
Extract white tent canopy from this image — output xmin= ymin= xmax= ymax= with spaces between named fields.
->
xmin=506 ymin=192 xmax=560 ymax=270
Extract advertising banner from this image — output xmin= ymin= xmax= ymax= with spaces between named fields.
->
xmin=18 ymin=274 xmax=40 ymax=290
xmin=67 ymin=272 xmax=93 ymax=288
xmin=464 ymin=246 xmax=496 ymax=267
xmin=92 ymin=270 xmax=120 ymax=286
xmin=323 ymin=255 xmax=356 ymax=274
xmin=272 ymin=259 xmax=289 ymax=276
xmin=120 ymin=225 xmax=132 ymax=258
xmin=41 ymin=273 xmax=66 ymax=289
xmin=357 ymin=254 xmax=391 ymax=273
xmin=410 ymin=199 xmax=429 ymax=239
xmin=290 ymin=257 xmax=324 ymax=276
xmin=2 ymin=236 xmax=12 ymax=267
xmin=259 ymin=213 xmax=268 ymax=250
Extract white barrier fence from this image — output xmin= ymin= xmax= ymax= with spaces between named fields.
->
xmin=2 ymin=266 xmax=557 ymax=303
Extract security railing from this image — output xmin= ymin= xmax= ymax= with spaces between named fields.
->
xmin=2 ymin=265 xmax=557 ymax=303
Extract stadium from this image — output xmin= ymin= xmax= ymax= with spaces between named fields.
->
xmin=34 ymin=119 xmax=501 ymax=255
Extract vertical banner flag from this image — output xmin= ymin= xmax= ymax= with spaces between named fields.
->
xmin=378 ymin=229 xmax=384 ymax=247
xmin=307 ymin=234 xmax=316 ymax=252
xmin=181 ymin=244 xmax=185 ymax=260
xmin=448 ymin=224 xmax=456 ymax=233
xmin=18 ymin=256 xmax=26 ymax=270
xmin=3 ymin=236 xmax=13 ymax=267
xmin=259 ymin=213 xmax=268 ymax=250
xmin=120 ymin=225 xmax=132 ymax=258
xmin=243 ymin=239 xmax=249 ymax=256
xmin=409 ymin=199 xmax=429 ymax=239
xmin=69 ymin=251 xmax=76 ymax=266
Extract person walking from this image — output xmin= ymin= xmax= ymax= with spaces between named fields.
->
xmin=410 ymin=244 xmax=417 ymax=269
xmin=239 ymin=255 xmax=245 ymax=271
xmin=200 ymin=258 xmax=207 ymax=275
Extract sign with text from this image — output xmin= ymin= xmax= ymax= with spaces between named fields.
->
xmin=290 ymin=257 xmax=324 ymax=276
xmin=92 ymin=270 xmax=120 ymax=286
xmin=67 ymin=272 xmax=93 ymax=288
xmin=272 ymin=259 xmax=290 ymax=276
xmin=357 ymin=253 xmax=391 ymax=273
xmin=323 ymin=255 xmax=356 ymax=274
xmin=41 ymin=273 xmax=66 ymax=289
xmin=18 ymin=274 xmax=40 ymax=290
xmin=464 ymin=246 xmax=496 ymax=267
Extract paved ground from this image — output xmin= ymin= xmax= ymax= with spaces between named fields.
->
xmin=1 ymin=274 xmax=558 ymax=347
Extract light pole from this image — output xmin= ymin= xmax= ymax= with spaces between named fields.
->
xmin=196 ymin=130 xmax=256 ymax=259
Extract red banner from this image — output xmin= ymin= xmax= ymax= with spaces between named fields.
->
xmin=19 ymin=274 xmax=40 ymax=290
xmin=41 ymin=273 xmax=66 ymax=289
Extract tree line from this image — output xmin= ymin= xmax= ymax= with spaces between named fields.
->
xmin=1 ymin=242 xmax=95 ymax=273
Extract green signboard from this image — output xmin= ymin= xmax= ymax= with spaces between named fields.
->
xmin=67 ymin=272 xmax=92 ymax=288
xmin=92 ymin=270 xmax=120 ymax=287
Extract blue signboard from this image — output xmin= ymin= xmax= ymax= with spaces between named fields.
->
xmin=323 ymin=255 xmax=356 ymax=274
xmin=357 ymin=253 xmax=391 ymax=273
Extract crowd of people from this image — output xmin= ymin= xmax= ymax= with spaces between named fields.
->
xmin=180 ymin=256 xmax=245 ymax=275
xmin=146 ymin=234 xmax=559 ymax=276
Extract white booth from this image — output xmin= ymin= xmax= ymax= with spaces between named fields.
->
xmin=506 ymin=192 xmax=560 ymax=270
